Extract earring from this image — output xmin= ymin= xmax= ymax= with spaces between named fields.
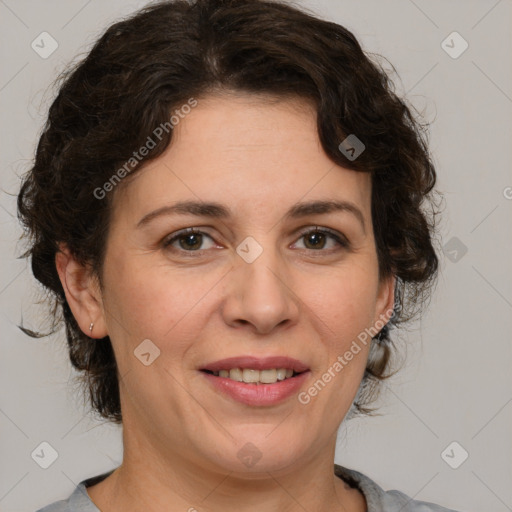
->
xmin=89 ymin=322 xmax=94 ymax=336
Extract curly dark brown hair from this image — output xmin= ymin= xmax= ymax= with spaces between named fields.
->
xmin=17 ymin=0 xmax=440 ymax=424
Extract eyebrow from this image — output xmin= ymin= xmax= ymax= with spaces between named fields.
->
xmin=136 ymin=199 xmax=366 ymax=233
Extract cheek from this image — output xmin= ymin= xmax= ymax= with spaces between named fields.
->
xmin=102 ymin=257 xmax=220 ymax=356
xmin=101 ymin=259 xmax=217 ymax=417
xmin=307 ymin=263 xmax=379 ymax=335
xmin=300 ymin=264 xmax=378 ymax=399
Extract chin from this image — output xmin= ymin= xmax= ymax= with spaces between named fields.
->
xmin=198 ymin=430 xmax=307 ymax=475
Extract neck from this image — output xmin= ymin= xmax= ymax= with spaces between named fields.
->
xmin=88 ymin=453 xmax=366 ymax=511
xmin=87 ymin=416 xmax=366 ymax=512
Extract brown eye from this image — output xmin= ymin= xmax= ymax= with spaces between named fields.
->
xmin=177 ymin=232 xmax=203 ymax=250
xmin=303 ymin=231 xmax=327 ymax=249
xmin=162 ymin=228 xmax=215 ymax=252
xmin=294 ymin=227 xmax=349 ymax=251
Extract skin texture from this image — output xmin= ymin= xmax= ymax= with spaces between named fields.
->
xmin=55 ymin=92 xmax=395 ymax=512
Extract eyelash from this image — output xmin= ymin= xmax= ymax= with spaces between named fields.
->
xmin=161 ymin=226 xmax=349 ymax=255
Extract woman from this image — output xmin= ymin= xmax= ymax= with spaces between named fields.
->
xmin=18 ymin=0 xmax=459 ymax=510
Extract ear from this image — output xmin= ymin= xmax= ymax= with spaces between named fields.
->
xmin=373 ymin=273 xmax=396 ymax=327
xmin=55 ymin=243 xmax=108 ymax=339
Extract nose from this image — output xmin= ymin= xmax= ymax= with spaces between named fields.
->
xmin=221 ymin=244 xmax=300 ymax=335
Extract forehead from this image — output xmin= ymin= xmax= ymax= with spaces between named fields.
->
xmin=112 ymin=92 xmax=371 ymax=223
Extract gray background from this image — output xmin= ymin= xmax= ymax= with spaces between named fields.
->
xmin=1 ymin=1 xmax=511 ymax=511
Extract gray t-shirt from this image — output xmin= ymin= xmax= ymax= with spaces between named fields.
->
xmin=36 ymin=464 xmax=462 ymax=511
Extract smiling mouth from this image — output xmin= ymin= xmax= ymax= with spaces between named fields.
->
xmin=200 ymin=368 xmax=307 ymax=385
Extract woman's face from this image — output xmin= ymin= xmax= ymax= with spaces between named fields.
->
xmin=95 ymin=93 xmax=394 ymax=474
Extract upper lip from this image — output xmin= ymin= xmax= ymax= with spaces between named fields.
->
xmin=200 ymin=356 xmax=310 ymax=373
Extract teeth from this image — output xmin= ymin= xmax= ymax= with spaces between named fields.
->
xmin=229 ymin=368 xmax=243 ymax=382
xmin=211 ymin=368 xmax=299 ymax=384
xmin=276 ymin=368 xmax=287 ymax=381
xmin=259 ymin=369 xmax=277 ymax=383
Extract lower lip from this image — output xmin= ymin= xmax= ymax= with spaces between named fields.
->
xmin=201 ymin=371 xmax=310 ymax=406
